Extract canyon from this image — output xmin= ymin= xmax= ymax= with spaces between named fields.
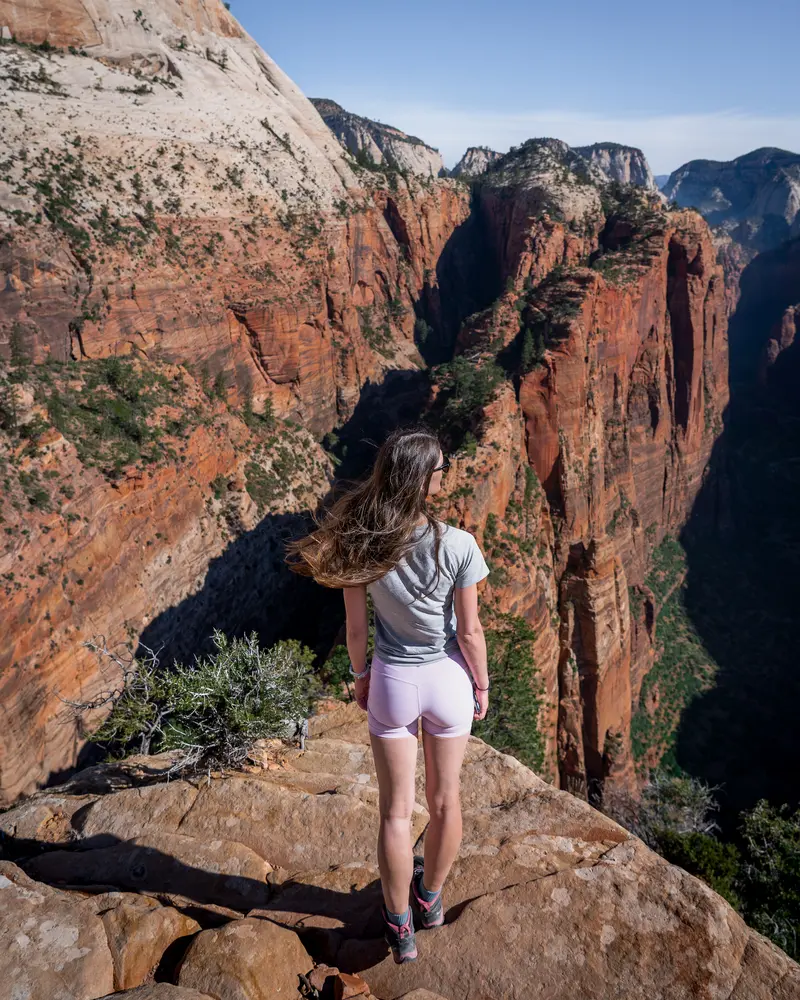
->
xmin=0 ymin=0 xmax=730 ymax=811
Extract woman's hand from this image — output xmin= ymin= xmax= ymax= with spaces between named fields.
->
xmin=354 ymin=673 xmax=370 ymax=712
xmin=473 ymin=686 xmax=489 ymax=721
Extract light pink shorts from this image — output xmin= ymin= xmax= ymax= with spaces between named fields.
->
xmin=367 ymin=649 xmax=475 ymax=740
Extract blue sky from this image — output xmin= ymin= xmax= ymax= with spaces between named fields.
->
xmin=234 ymin=0 xmax=799 ymax=173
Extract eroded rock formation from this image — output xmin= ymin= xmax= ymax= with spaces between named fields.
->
xmin=451 ymin=147 xmax=503 ymax=178
xmin=0 ymin=0 xmax=469 ymax=803
xmin=312 ymin=99 xmax=445 ymax=178
xmin=1 ymin=703 xmax=798 ymax=999
xmin=574 ymin=142 xmax=657 ymax=190
xmin=0 ymin=4 xmax=730 ymax=808
xmin=663 ymin=146 xmax=800 ymax=252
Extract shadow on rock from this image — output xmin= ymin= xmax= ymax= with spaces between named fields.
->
xmin=2 ymin=830 xmax=387 ymax=961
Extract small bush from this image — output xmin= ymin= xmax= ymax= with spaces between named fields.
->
xmin=88 ymin=631 xmax=318 ymax=771
xmin=738 ymin=800 xmax=800 ymax=959
xmin=657 ymin=830 xmax=741 ymax=907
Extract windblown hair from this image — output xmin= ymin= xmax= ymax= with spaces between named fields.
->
xmin=285 ymin=427 xmax=443 ymax=588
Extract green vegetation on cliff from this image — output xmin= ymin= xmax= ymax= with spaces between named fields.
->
xmin=630 ymin=536 xmax=718 ymax=771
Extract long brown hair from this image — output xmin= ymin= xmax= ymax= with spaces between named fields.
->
xmin=285 ymin=427 xmax=443 ymax=588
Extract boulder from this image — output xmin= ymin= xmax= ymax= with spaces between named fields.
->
xmin=339 ymin=838 xmax=800 ymax=1000
xmin=0 ymin=860 xmax=114 ymax=999
xmin=87 ymin=892 xmax=200 ymax=989
xmin=178 ymin=917 xmax=312 ymax=999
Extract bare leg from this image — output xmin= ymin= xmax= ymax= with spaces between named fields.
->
xmin=370 ymin=733 xmax=420 ymax=914
xmin=420 ymin=732 xmax=470 ymax=892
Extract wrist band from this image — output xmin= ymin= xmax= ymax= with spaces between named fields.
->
xmin=474 ymin=684 xmax=490 ymax=692
xmin=349 ymin=663 xmax=370 ymax=679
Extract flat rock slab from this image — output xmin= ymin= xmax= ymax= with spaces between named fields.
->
xmin=179 ymin=775 xmax=428 ymax=870
xmin=339 ymin=839 xmax=800 ymax=1000
xmin=178 ymin=916 xmax=312 ymax=999
xmin=0 ymin=860 xmax=114 ymax=1000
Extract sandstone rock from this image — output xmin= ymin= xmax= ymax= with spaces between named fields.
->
xmin=89 ymin=892 xmax=200 ymax=989
xmin=574 ymin=142 xmax=657 ymax=190
xmin=305 ymin=964 xmax=339 ymax=991
xmin=334 ymin=971 xmax=370 ymax=999
xmin=178 ymin=917 xmax=311 ymax=999
xmin=178 ymin=774 xmax=428 ymax=870
xmin=250 ymin=860 xmax=383 ymax=943
xmin=0 ymin=860 xmax=114 ymax=999
xmin=3 ymin=722 xmax=799 ymax=998
xmin=451 ymin=147 xmax=502 ymax=178
xmin=27 ymin=830 xmax=271 ymax=910
xmin=99 ymin=987 xmax=215 ymax=1000
xmin=340 ymin=839 xmax=800 ymax=1000
xmin=396 ymin=992 xmax=451 ymax=1000
xmin=663 ymin=147 xmax=800 ymax=252
xmin=312 ymin=99 xmax=444 ymax=178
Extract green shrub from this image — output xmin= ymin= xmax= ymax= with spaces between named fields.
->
xmin=89 ymin=631 xmax=318 ymax=771
xmin=431 ymin=356 xmax=504 ymax=430
xmin=474 ymin=612 xmax=545 ymax=771
xmin=738 ymin=800 xmax=800 ymax=959
xmin=657 ymin=830 xmax=741 ymax=907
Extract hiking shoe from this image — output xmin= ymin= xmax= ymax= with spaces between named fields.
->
xmin=411 ymin=854 xmax=445 ymax=929
xmin=382 ymin=904 xmax=418 ymax=963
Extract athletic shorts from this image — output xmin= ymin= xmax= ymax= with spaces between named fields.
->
xmin=367 ymin=649 xmax=474 ymax=739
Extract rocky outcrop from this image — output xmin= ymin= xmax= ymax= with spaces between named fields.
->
xmin=451 ymin=146 xmax=503 ymax=178
xmin=663 ymin=147 xmax=800 ymax=252
xmin=312 ymin=99 xmax=444 ymax=178
xmin=727 ymin=235 xmax=800 ymax=380
xmin=574 ymin=143 xmax=657 ymax=190
xmin=0 ymin=365 xmax=334 ymax=806
xmin=436 ymin=145 xmax=728 ymax=793
xmin=1 ymin=704 xmax=798 ymax=999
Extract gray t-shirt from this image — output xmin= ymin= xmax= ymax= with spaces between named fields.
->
xmin=367 ymin=521 xmax=490 ymax=665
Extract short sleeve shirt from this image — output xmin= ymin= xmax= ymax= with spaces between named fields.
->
xmin=367 ymin=521 xmax=490 ymax=665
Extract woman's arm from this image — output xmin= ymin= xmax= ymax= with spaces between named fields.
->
xmin=343 ymin=585 xmax=370 ymax=711
xmin=455 ymin=582 xmax=489 ymax=720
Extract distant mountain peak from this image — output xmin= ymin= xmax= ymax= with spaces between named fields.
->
xmin=311 ymin=98 xmax=444 ymax=177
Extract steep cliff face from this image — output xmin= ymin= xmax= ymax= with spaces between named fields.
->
xmin=435 ymin=142 xmax=728 ymax=794
xmin=0 ymin=0 xmax=470 ymax=803
xmin=663 ymin=147 xmax=800 ymax=252
xmin=574 ymin=143 xmax=657 ymax=190
xmin=0 ymin=2 xmax=730 ymax=809
xmin=312 ymin=99 xmax=445 ymax=178
xmin=452 ymin=146 xmax=503 ymax=178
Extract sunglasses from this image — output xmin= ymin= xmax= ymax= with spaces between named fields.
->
xmin=432 ymin=457 xmax=451 ymax=473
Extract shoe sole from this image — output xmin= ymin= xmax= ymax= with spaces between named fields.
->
xmin=392 ymin=949 xmax=418 ymax=963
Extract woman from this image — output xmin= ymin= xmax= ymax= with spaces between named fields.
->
xmin=287 ymin=427 xmax=491 ymax=964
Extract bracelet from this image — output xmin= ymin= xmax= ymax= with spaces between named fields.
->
xmin=474 ymin=684 xmax=490 ymax=692
xmin=349 ymin=663 xmax=370 ymax=679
